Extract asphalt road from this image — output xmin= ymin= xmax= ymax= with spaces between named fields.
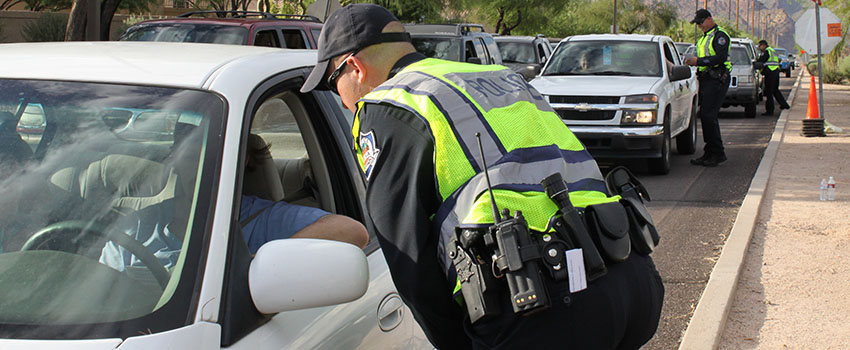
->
xmin=596 ymin=74 xmax=796 ymax=350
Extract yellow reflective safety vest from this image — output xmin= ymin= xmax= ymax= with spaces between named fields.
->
xmin=764 ymin=47 xmax=780 ymax=71
xmin=352 ymin=58 xmax=619 ymax=278
xmin=696 ymin=26 xmax=732 ymax=72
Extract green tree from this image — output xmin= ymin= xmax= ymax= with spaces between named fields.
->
xmin=446 ymin=0 xmax=565 ymax=35
xmin=64 ymin=0 xmax=158 ymax=41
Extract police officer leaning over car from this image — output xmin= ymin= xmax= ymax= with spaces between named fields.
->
xmin=301 ymin=4 xmax=664 ymax=349
xmin=684 ymin=9 xmax=731 ymax=167
xmin=756 ymin=40 xmax=791 ymax=116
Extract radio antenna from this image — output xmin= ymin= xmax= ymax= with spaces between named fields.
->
xmin=475 ymin=133 xmax=501 ymax=223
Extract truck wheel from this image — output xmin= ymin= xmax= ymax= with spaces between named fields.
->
xmin=676 ymin=100 xmax=697 ymax=155
xmin=648 ymin=114 xmax=671 ymax=175
xmin=745 ymin=102 xmax=756 ymax=118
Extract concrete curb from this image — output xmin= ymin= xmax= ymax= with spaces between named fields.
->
xmin=677 ymin=70 xmax=805 ymax=350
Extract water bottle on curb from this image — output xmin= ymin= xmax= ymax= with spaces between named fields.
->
xmin=827 ymin=176 xmax=836 ymax=201
xmin=820 ymin=179 xmax=828 ymax=201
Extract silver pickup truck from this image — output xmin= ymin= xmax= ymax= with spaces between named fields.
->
xmin=530 ymin=34 xmax=698 ymax=175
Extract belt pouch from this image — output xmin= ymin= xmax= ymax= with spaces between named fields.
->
xmin=583 ymin=201 xmax=631 ymax=263
xmin=620 ymin=197 xmax=660 ymax=255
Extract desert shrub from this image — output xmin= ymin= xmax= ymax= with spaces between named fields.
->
xmin=22 ymin=12 xmax=67 ymax=42
xmin=822 ymin=64 xmax=846 ymax=84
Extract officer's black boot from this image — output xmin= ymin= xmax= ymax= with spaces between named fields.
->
xmin=690 ymin=153 xmax=711 ymax=166
xmin=701 ymin=153 xmax=727 ymax=167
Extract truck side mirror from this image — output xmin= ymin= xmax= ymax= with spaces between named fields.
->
xmin=669 ymin=65 xmax=692 ymax=82
xmin=752 ymin=61 xmax=765 ymax=70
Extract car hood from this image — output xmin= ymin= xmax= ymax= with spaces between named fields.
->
xmin=530 ymin=75 xmax=662 ymax=97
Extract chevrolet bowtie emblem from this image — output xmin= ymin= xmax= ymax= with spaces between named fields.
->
xmin=575 ymin=103 xmax=592 ymax=112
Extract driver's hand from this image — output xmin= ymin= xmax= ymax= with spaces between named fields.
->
xmin=684 ymin=57 xmax=698 ymax=66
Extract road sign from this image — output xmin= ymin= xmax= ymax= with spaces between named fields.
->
xmin=827 ymin=23 xmax=842 ymax=37
xmin=795 ymin=7 xmax=842 ymax=54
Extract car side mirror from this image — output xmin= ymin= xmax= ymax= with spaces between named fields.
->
xmin=249 ymin=239 xmax=368 ymax=313
xmin=466 ymin=56 xmax=482 ymax=64
xmin=752 ymin=61 xmax=765 ymax=70
xmin=669 ymin=65 xmax=692 ymax=81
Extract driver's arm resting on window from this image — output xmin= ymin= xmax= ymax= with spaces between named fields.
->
xmin=240 ymin=195 xmax=369 ymax=252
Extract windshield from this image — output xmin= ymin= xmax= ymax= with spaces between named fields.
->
xmin=773 ymin=48 xmax=788 ymax=58
xmin=542 ymin=40 xmax=663 ymax=77
xmin=730 ymin=46 xmax=751 ymax=66
xmin=497 ymin=41 xmax=536 ymax=64
xmin=0 ymin=79 xmax=224 ymax=339
xmin=411 ymin=37 xmax=461 ymax=61
xmin=120 ymin=23 xmax=248 ymax=45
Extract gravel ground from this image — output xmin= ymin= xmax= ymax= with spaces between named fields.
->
xmin=719 ymin=74 xmax=850 ymax=349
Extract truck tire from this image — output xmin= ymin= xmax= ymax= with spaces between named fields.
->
xmin=745 ymin=102 xmax=756 ymax=118
xmin=676 ymin=100 xmax=697 ymax=155
xmin=648 ymin=113 xmax=671 ymax=175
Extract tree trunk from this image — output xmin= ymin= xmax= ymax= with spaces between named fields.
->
xmin=100 ymin=0 xmax=121 ymax=40
xmin=65 ymin=0 xmax=88 ymax=41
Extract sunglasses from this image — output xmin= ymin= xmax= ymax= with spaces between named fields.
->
xmin=327 ymin=50 xmax=360 ymax=95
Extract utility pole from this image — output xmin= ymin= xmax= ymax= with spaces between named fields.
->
xmin=612 ymin=0 xmax=618 ymax=34
xmin=736 ymin=0 xmax=739 ymax=31
xmin=729 ymin=0 xmax=732 ymax=21
xmin=695 ymin=0 xmax=699 ymax=44
xmin=750 ymin=0 xmax=755 ymax=35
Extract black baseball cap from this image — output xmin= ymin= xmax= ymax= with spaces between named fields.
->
xmin=690 ymin=9 xmax=712 ymax=24
xmin=300 ymin=3 xmax=411 ymax=93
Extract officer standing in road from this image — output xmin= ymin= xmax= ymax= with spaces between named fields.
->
xmin=301 ymin=4 xmax=664 ymax=350
xmin=684 ymin=9 xmax=731 ymax=167
xmin=756 ymin=40 xmax=791 ymax=116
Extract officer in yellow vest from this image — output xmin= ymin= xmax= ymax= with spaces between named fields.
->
xmin=757 ymin=40 xmax=791 ymax=116
xmin=301 ymin=4 xmax=663 ymax=349
xmin=684 ymin=9 xmax=731 ymax=167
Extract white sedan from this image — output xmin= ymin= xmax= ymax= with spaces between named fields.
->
xmin=0 ymin=42 xmax=430 ymax=349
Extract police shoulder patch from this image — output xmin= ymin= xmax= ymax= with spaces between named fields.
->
xmin=359 ymin=130 xmax=381 ymax=181
xmin=717 ymin=36 xmax=727 ymax=46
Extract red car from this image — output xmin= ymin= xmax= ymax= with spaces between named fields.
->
xmin=119 ymin=10 xmax=322 ymax=49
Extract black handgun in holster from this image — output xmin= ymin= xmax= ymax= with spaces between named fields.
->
xmin=449 ymin=228 xmax=501 ymax=324
xmin=541 ymin=173 xmax=608 ymax=282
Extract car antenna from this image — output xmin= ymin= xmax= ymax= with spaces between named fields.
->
xmin=475 ymin=132 xmax=501 ymax=223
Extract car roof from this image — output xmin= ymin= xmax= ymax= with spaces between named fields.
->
xmin=134 ymin=16 xmax=323 ymax=29
xmin=494 ymin=35 xmax=544 ymax=43
xmin=563 ymin=34 xmax=661 ymax=42
xmin=404 ymin=23 xmax=488 ymax=36
xmin=0 ymin=42 xmax=317 ymax=88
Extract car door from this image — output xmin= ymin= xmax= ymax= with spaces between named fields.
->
xmin=222 ymin=70 xmax=430 ymax=349
xmin=663 ymin=40 xmax=689 ymax=135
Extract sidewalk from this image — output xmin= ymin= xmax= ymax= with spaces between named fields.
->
xmin=679 ymin=69 xmax=850 ymax=349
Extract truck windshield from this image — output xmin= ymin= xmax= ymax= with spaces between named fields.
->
xmin=543 ymin=40 xmax=662 ymax=77
xmin=411 ymin=37 xmax=461 ymax=62
xmin=0 ymin=79 xmax=224 ymax=339
xmin=120 ymin=23 xmax=248 ymax=45
xmin=730 ymin=46 xmax=751 ymax=66
xmin=497 ymin=42 xmax=536 ymax=64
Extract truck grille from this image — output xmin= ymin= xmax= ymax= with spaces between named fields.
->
xmin=556 ymin=110 xmax=616 ymax=120
xmin=549 ymin=95 xmax=620 ymax=104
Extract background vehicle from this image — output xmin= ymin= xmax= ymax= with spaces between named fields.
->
xmin=494 ymin=34 xmax=552 ymax=80
xmin=674 ymin=41 xmax=693 ymax=62
xmin=723 ymin=43 xmax=760 ymax=118
xmin=730 ymin=38 xmax=762 ymax=101
xmin=773 ymin=47 xmax=792 ymax=77
xmin=0 ymin=42 xmax=431 ymax=349
xmin=119 ymin=10 xmax=322 ymax=49
xmin=530 ymin=34 xmax=697 ymax=175
xmin=405 ymin=23 xmax=502 ymax=65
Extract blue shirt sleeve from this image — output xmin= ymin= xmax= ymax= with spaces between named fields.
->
xmin=240 ymin=195 xmax=330 ymax=254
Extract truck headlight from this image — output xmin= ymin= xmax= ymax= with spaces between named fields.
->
xmin=621 ymin=110 xmax=656 ymax=124
xmin=624 ymin=94 xmax=658 ymax=104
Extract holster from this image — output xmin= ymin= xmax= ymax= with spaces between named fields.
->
xmin=621 ymin=197 xmax=660 ymax=255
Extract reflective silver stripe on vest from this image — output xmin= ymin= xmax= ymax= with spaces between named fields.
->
xmin=702 ymin=30 xmax=716 ymax=58
xmin=434 ymin=157 xmax=604 ymax=274
xmin=442 ymin=70 xmax=552 ymax=113
xmin=377 ymin=70 xmax=505 ymax=168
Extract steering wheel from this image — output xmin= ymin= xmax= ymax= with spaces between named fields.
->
xmin=21 ymin=220 xmax=171 ymax=289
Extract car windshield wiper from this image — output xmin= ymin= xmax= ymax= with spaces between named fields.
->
xmin=542 ymin=72 xmax=586 ymax=76
xmin=590 ymin=71 xmax=635 ymax=76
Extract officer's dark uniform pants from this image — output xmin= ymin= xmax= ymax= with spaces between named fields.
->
xmin=697 ymin=76 xmax=729 ymax=157
xmin=763 ymin=70 xmax=790 ymax=114
xmin=464 ymin=253 xmax=664 ymax=350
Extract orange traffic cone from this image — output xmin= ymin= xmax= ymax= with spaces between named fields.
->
xmin=802 ymin=75 xmax=825 ymax=137
xmin=806 ymin=75 xmax=819 ymax=119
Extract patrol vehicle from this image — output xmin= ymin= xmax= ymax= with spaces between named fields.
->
xmin=0 ymin=42 xmax=431 ymax=349
xmin=530 ymin=34 xmax=698 ymax=175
